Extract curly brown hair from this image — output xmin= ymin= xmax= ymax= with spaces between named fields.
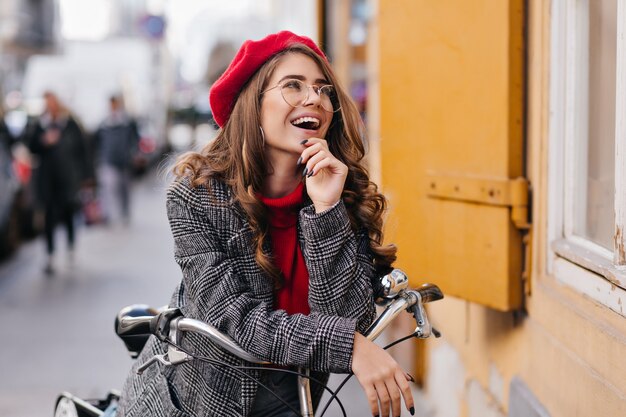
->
xmin=173 ymin=44 xmax=396 ymax=287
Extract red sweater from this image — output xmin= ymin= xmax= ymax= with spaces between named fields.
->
xmin=259 ymin=182 xmax=310 ymax=315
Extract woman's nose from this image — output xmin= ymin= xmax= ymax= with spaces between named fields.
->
xmin=303 ymin=86 xmax=322 ymax=106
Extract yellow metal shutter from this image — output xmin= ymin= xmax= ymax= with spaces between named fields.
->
xmin=377 ymin=0 xmax=527 ymax=311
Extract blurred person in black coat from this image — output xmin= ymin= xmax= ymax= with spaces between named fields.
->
xmin=23 ymin=91 xmax=92 ymax=274
xmin=94 ymin=95 xmax=139 ymax=225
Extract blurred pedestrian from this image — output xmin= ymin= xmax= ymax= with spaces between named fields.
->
xmin=23 ymin=91 xmax=91 ymax=274
xmin=94 ymin=95 xmax=139 ymax=225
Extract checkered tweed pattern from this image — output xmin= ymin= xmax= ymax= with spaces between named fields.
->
xmin=116 ymin=177 xmax=378 ymax=416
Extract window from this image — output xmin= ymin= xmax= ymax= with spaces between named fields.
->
xmin=549 ymin=0 xmax=626 ymax=313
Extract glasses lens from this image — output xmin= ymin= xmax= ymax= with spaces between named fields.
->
xmin=280 ymin=80 xmax=307 ymax=107
xmin=318 ymin=85 xmax=340 ymax=113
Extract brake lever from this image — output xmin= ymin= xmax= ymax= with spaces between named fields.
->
xmin=136 ymin=354 xmax=171 ymax=374
xmin=136 ymin=317 xmax=193 ymax=374
xmin=408 ymin=290 xmax=434 ymax=338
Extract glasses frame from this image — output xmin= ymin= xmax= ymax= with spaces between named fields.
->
xmin=261 ymin=79 xmax=341 ymax=113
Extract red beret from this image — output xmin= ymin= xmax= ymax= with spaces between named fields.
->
xmin=209 ymin=31 xmax=327 ymax=128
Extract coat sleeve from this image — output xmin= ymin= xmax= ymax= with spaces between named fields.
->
xmin=23 ymin=122 xmax=44 ymax=154
xmin=299 ymin=201 xmax=377 ymax=334
xmin=68 ymin=119 xmax=92 ymax=181
xmin=167 ymin=180 xmax=358 ymax=373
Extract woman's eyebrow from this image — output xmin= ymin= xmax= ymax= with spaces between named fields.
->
xmin=277 ymin=75 xmax=331 ymax=84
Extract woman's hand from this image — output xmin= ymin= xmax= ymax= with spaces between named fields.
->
xmin=299 ymin=138 xmax=348 ymax=213
xmin=352 ymin=332 xmax=415 ymax=417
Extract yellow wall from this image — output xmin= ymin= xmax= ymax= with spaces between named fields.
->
xmin=373 ymin=0 xmax=626 ymax=415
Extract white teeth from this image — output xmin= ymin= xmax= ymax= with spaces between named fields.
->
xmin=291 ymin=116 xmax=320 ymax=128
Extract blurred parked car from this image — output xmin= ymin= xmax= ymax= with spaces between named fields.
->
xmin=165 ymin=102 xmax=217 ymax=153
xmin=0 ymin=131 xmax=21 ymax=258
xmin=0 ymin=112 xmax=40 ymax=259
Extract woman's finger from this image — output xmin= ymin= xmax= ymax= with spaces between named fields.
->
xmin=385 ymin=378 xmax=402 ymax=417
xmin=298 ymin=146 xmax=323 ymax=166
xmin=307 ymin=157 xmax=336 ymax=178
xmin=363 ymin=384 xmax=381 ymax=417
xmin=298 ymin=142 xmax=325 ymax=165
xmin=301 ymin=137 xmax=329 ymax=149
xmin=304 ymin=150 xmax=330 ymax=171
xmin=374 ymin=381 xmax=391 ymax=417
xmin=300 ymin=137 xmax=329 ymax=153
xmin=307 ymin=153 xmax=335 ymax=177
xmin=395 ymin=370 xmax=415 ymax=415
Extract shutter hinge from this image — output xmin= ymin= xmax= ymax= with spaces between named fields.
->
xmin=426 ymin=173 xmax=531 ymax=230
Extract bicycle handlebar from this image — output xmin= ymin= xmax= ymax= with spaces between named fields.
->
xmin=175 ymin=318 xmax=270 ymax=364
xmin=119 ymin=270 xmax=443 ymax=373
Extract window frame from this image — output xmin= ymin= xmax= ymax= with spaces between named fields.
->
xmin=548 ymin=0 xmax=626 ymax=315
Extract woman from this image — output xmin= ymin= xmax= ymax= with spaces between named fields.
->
xmin=117 ymin=31 xmax=414 ymax=417
xmin=24 ymin=91 xmax=91 ymax=274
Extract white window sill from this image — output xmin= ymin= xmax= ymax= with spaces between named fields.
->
xmin=551 ymin=239 xmax=626 ymax=318
xmin=552 ymin=238 xmax=626 ymax=287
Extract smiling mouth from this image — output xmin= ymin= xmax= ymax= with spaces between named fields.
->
xmin=291 ymin=116 xmax=320 ymax=130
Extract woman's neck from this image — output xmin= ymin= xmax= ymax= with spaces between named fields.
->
xmin=262 ymin=151 xmax=302 ymax=198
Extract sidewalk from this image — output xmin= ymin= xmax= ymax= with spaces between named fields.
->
xmin=0 ymin=173 xmax=181 ymax=417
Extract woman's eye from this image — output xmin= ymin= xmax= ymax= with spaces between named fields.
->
xmin=284 ymin=80 xmax=303 ymax=91
xmin=319 ymin=85 xmax=334 ymax=97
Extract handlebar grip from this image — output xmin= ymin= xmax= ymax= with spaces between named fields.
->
xmin=116 ymin=305 xmax=159 ymax=336
xmin=115 ymin=304 xmax=161 ymax=359
xmin=417 ymin=283 xmax=444 ymax=303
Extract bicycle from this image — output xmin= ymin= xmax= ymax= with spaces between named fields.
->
xmin=53 ymin=269 xmax=443 ymax=417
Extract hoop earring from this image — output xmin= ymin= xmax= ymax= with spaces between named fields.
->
xmin=259 ymin=126 xmax=265 ymax=146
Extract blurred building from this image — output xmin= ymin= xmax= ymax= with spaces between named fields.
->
xmin=5 ymin=0 xmax=171 ymax=160
xmin=0 ymin=0 xmax=59 ymax=95
xmin=321 ymin=0 xmax=626 ymax=416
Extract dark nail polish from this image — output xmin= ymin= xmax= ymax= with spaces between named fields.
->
xmin=296 ymin=156 xmax=303 ymax=165
xmin=302 ymin=167 xmax=308 ymax=177
xmin=410 ymin=406 xmax=415 ymax=415
xmin=299 ymin=139 xmax=308 ymax=145
xmin=408 ymin=373 xmax=415 ymax=382
xmin=307 ymin=169 xmax=314 ymax=177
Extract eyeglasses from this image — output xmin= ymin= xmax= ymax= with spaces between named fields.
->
xmin=261 ymin=79 xmax=341 ymax=113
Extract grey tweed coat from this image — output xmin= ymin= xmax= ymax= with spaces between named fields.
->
xmin=116 ymin=177 xmax=378 ymax=417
